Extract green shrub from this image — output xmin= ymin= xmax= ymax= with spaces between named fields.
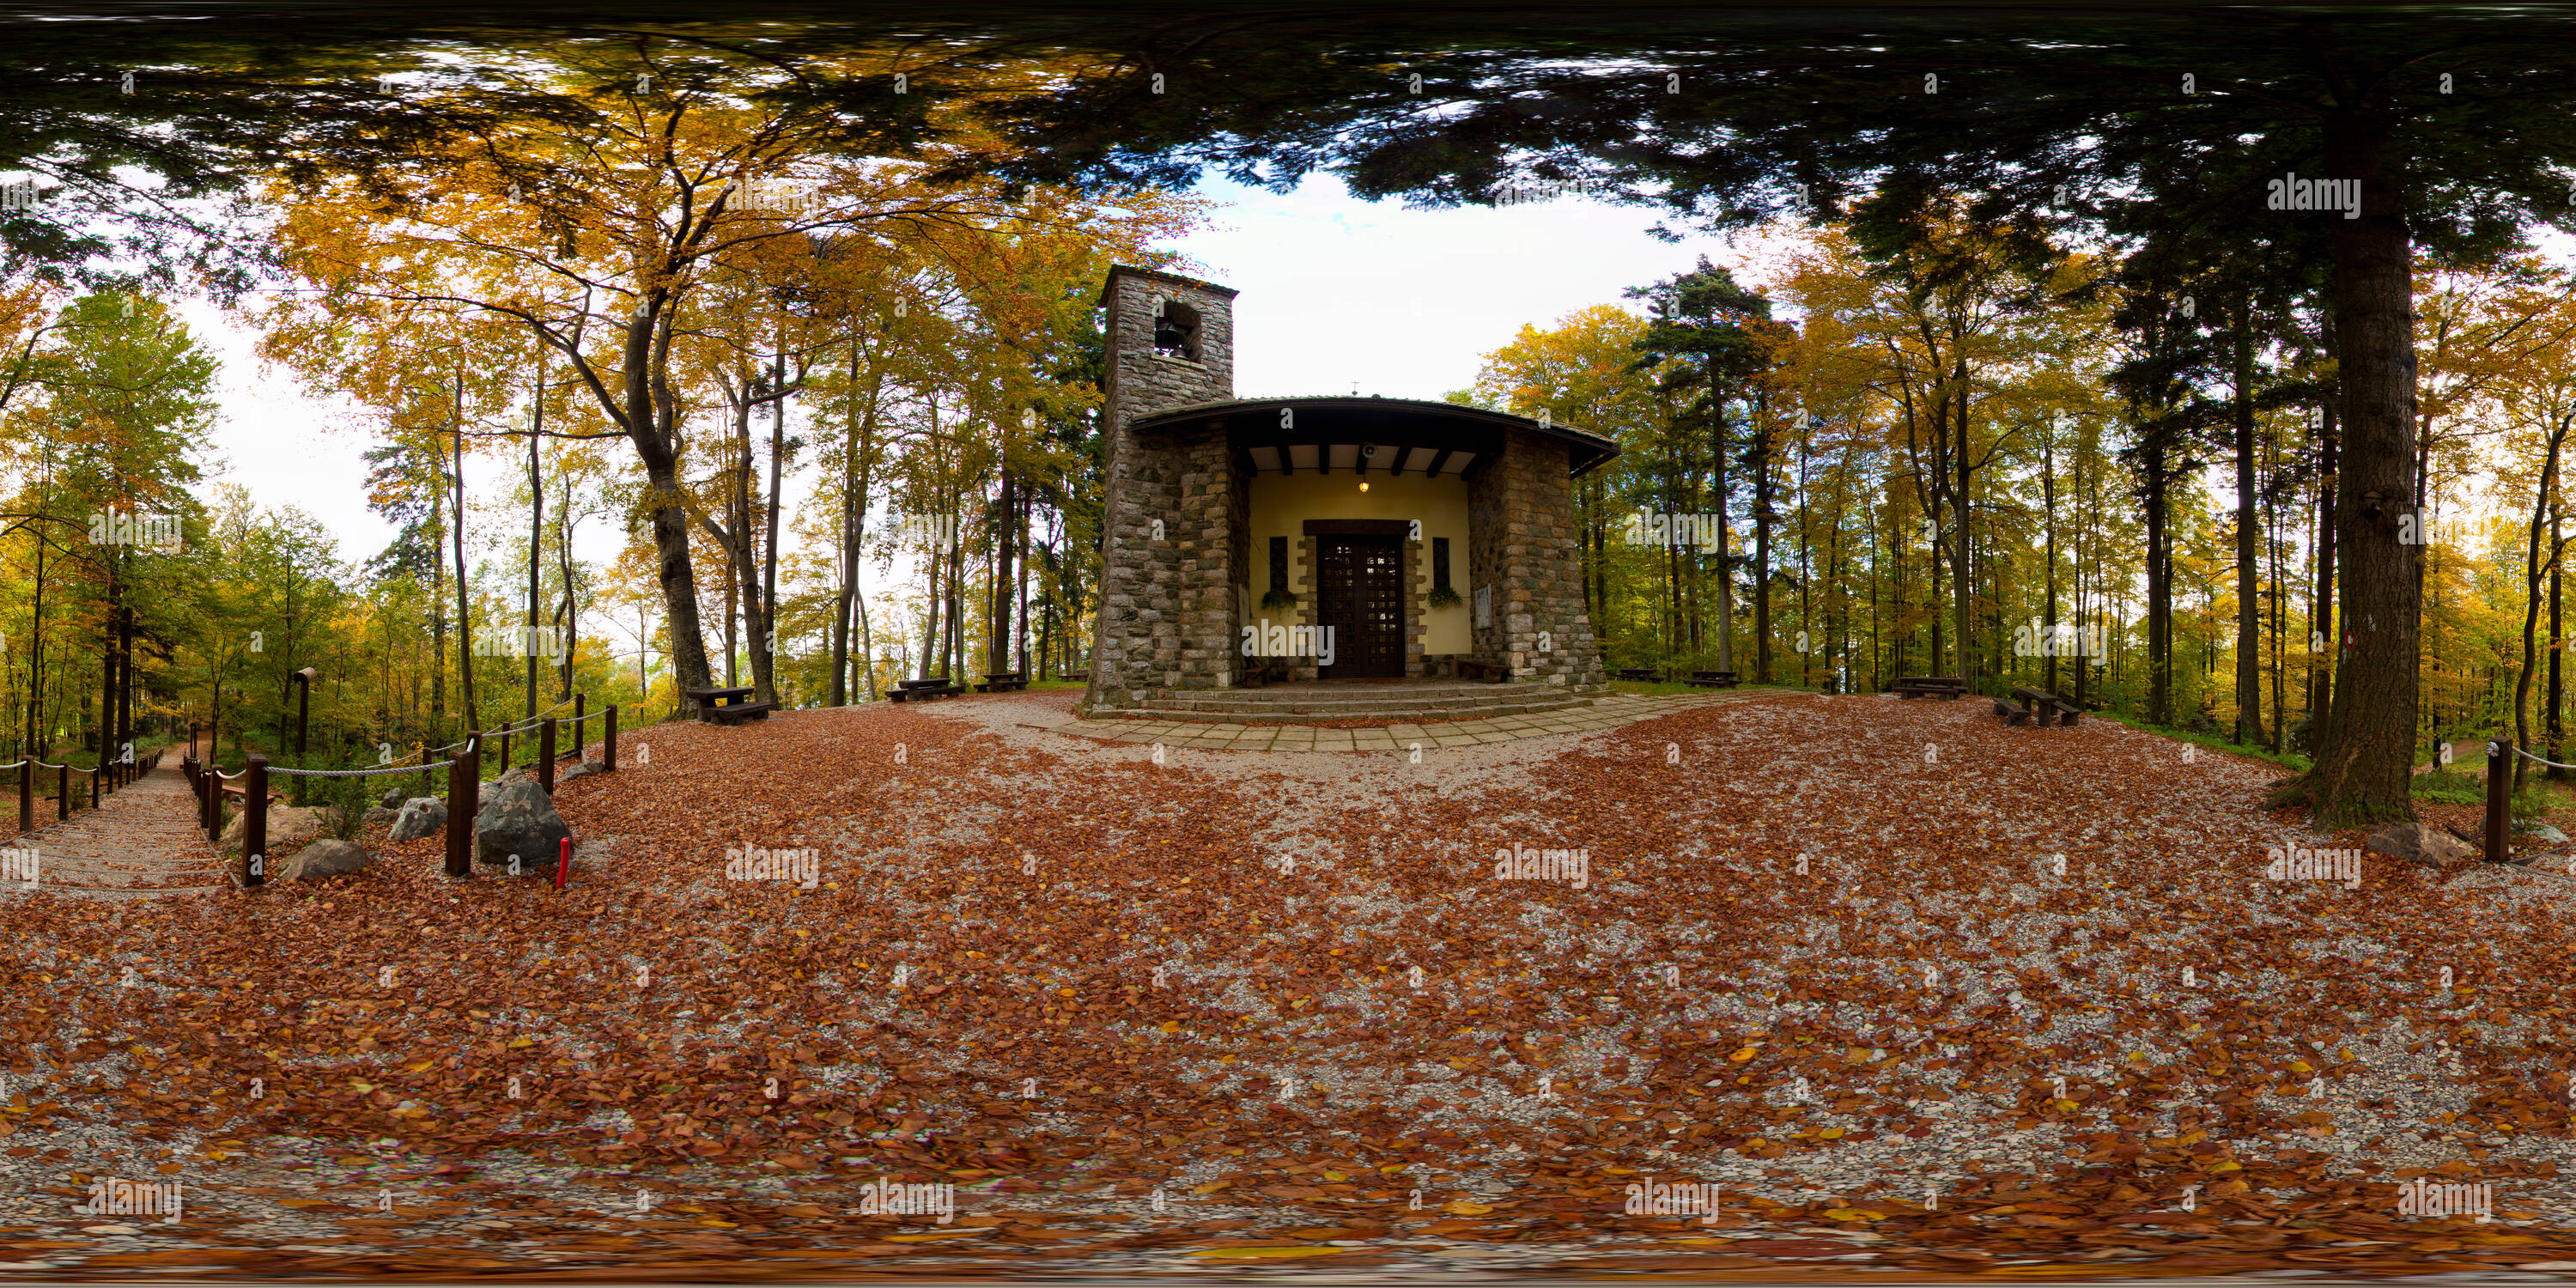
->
xmin=2412 ymin=768 xmax=2486 ymax=805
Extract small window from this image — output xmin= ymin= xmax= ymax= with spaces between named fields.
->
xmin=1432 ymin=537 xmax=1451 ymax=591
xmin=1152 ymin=298 xmax=1200 ymax=361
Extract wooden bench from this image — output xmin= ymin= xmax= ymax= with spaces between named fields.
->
xmin=2005 ymin=685 xmax=2081 ymax=726
xmin=1455 ymin=659 xmax=1509 ymax=683
xmin=1683 ymin=670 xmax=1739 ymax=689
xmin=884 ymin=678 xmax=964 ymax=703
xmin=1614 ymin=667 xmax=1665 ymax=683
xmin=975 ymin=671 xmax=1029 ymax=694
xmin=1239 ymin=663 xmax=1290 ymax=688
xmin=684 ymin=686 xmax=781 ymax=726
xmin=1059 ymin=670 xmax=1091 ymax=682
xmin=1895 ymin=675 xmax=1968 ymax=700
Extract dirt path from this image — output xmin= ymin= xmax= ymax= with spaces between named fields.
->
xmin=1 ymin=760 xmax=224 ymax=899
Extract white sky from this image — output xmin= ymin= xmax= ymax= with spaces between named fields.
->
xmin=179 ymin=174 xmax=1753 ymax=576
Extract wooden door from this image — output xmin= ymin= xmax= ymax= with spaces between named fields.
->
xmin=1316 ymin=536 xmax=1405 ymax=678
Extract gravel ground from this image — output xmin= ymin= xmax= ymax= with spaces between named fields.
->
xmin=4 ymin=690 xmax=2576 ymax=1279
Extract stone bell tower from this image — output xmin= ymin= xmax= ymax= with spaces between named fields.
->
xmin=1083 ymin=265 xmax=1241 ymax=713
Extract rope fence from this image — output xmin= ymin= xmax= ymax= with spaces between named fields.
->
xmin=173 ymin=696 xmax=620 ymax=889
xmin=266 ymin=760 xmax=459 ymax=779
xmin=2513 ymin=744 xmax=2576 ymax=771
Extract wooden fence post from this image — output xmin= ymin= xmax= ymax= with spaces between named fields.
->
xmin=245 ymin=754 xmax=269 ymax=887
xmin=202 ymin=758 xmax=220 ymax=842
xmin=56 ymin=762 xmax=68 ymax=820
xmin=446 ymin=735 xmax=478 ymax=879
xmin=605 ymin=705 xmax=617 ymax=772
xmin=538 ymin=717 xmax=556 ymax=793
xmin=17 ymin=758 xmax=28 ymax=835
xmin=2488 ymin=738 xmax=2512 ymax=865
xmin=88 ymin=767 xmax=98 ymax=810
xmin=572 ymin=693 xmax=586 ymax=762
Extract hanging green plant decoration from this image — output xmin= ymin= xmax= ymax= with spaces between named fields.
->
xmin=1261 ymin=587 xmax=1299 ymax=611
xmin=1426 ymin=584 xmax=1463 ymax=610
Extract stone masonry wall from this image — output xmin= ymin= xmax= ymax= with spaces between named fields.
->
xmin=1083 ymin=268 xmax=1238 ymax=714
xmin=1465 ymin=429 xmax=1607 ymax=690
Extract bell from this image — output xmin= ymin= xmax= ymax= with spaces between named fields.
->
xmin=1153 ymin=319 xmax=1186 ymax=351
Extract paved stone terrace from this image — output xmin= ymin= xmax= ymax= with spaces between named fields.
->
xmin=1024 ymin=688 xmax=1759 ymax=750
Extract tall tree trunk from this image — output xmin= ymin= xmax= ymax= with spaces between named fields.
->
xmin=451 ymin=370 xmax=477 ymax=734
xmin=2545 ymin=507 xmax=2566 ymax=778
xmin=2295 ymin=110 xmax=2423 ymax=828
xmin=989 ymin=464 xmax=1017 ymax=677
xmin=1753 ymin=398 xmax=1774 ymax=684
xmin=2234 ymin=299 xmax=2264 ymax=746
xmin=2515 ymin=413 xmax=2573 ymax=797
xmin=429 ymin=434 xmax=447 ymax=741
xmin=1714 ymin=411 xmax=1734 ymax=673
xmin=829 ymin=336 xmax=866 ymax=706
xmin=1953 ymin=356 xmax=1974 ymax=691
xmin=2144 ymin=443 xmax=2171 ymax=726
xmin=2311 ymin=400 xmax=2339 ymax=748
xmin=2042 ymin=416 xmax=2059 ymax=696
xmin=758 ymin=355 xmax=787 ymax=706
xmin=525 ymin=369 xmax=544 ymax=734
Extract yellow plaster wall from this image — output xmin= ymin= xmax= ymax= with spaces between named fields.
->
xmin=1242 ymin=470 xmax=1472 ymax=655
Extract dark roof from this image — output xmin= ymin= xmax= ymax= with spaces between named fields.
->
xmin=1098 ymin=264 xmax=1240 ymax=306
xmin=1130 ymin=395 xmax=1620 ymax=478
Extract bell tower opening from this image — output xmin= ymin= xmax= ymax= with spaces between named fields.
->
xmin=1152 ymin=297 xmax=1201 ymax=361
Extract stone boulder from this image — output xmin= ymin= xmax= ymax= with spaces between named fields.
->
xmin=558 ymin=759 xmax=605 ymax=782
xmin=476 ymin=778 xmax=571 ymax=875
xmin=280 ymin=839 xmax=372 ymax=881
xmin=2366 ymin=822 xmax=2479 ymax=869
xmin=387 ymin=797 xmax=447 ymax=841
xmin=2514 ymin=821 xmax=2572 ymax=845
xmin=361 ymin=805 xmax=400 ymax=828
xmin=380 ymin=788 xmax=405 ymax=810
xmin=219 ymin=805 xmax=335 ymax=859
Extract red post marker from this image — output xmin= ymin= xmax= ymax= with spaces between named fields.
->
xmin=556 ymin=835 xmax=572 ymax=890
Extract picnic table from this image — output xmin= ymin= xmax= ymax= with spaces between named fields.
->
xmin=1614 ymin=667 xmax=1664 ymax=683
xmin=685 ymin=685 xmax=780 ymax=726
xmin=1683 ymin=670 xmax=1738 ymax=689
xmin=2001 ymin=685 xmax=2082 ymax=726
xmin=1894 ymin=675 xmax=1968 ymax=700
xmin=975 ymin=671 xmax=1029 ymax=694
xmin=883 ymin=677 xmax=963 ymax=703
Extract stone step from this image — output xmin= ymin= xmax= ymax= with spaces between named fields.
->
xmin=1136 ymin=697 xmax=1597 ymax=725
xmin=1139 ymin=689 xmax=1587 ymax=713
